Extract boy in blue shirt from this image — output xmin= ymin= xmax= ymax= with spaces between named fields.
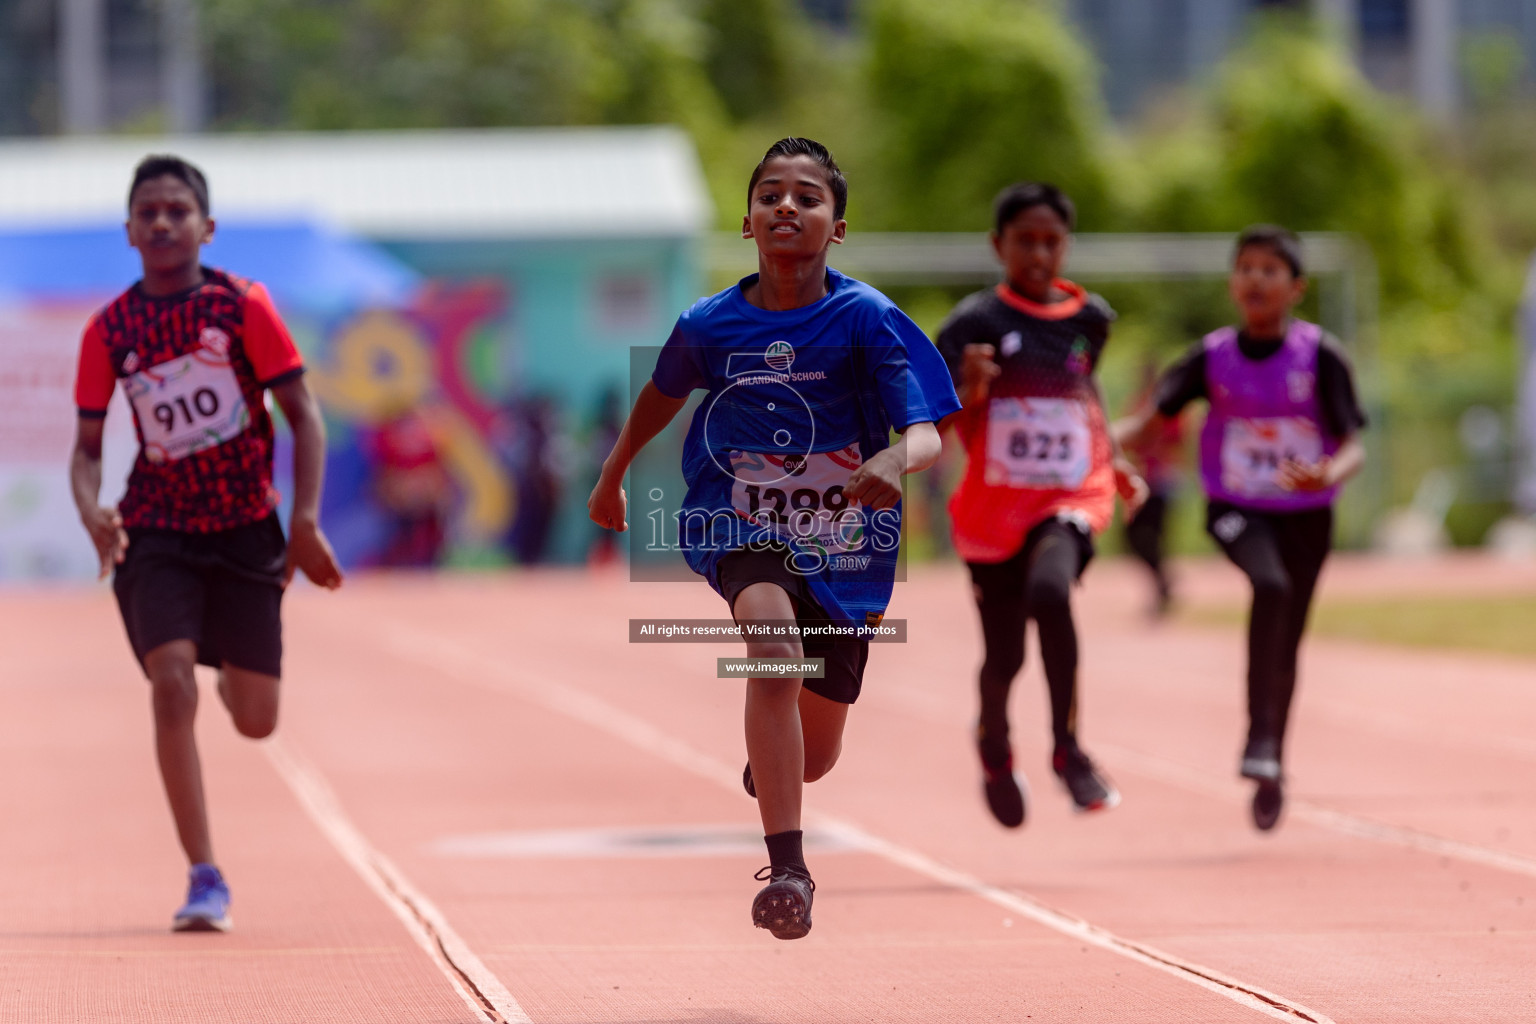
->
xmin=589 ymin=138 xmax=960 ymax=939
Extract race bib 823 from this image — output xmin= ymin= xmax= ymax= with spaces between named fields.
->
xmin=984 ymin=397 xmax=1091 ymax=489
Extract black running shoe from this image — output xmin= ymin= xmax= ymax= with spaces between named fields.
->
xmin=1052 ymin=741 xmax=1120 ymax=812
xmin=743 ymin=762 xmax=756 ymax=799
xmin=1240 ymin=735 xmax=1282 ymax=783
xmin=751 ymin=866 xmax=814 ymax=940
xmin=977 ymin=732 xmax=1026 ymax=828
xmin=1252 ymin=778 xmax=1284 ymax=831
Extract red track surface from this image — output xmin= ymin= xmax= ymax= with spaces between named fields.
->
xmin=3 ymin=553 xmax=1534 ymax=1022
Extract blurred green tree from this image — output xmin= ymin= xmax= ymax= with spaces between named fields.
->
xmin=199 ymin=0 xmax=724 ymax=133
xmin=1136 ymin=22 xmax=1486 ymax=306
xmin=698 ymin=0 xmax=795 ymax=122
xmin=863 ymin=0 xmax=1116 ymax=231
xmin=1133 ymin=19 xmax=1522 ymax=526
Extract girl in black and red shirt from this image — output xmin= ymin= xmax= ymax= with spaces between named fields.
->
xmin=936 ymin=183 xmax=1146 ymax=828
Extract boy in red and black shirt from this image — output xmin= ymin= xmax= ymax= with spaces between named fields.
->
xmin=936 ymin=183 xmax=1146 ymax=828
xmin=70 ymin=155 xmax=342 ymax=932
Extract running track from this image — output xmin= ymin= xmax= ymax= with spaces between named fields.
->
xmin=3 ymin=554 xmax=1533 ymax=1022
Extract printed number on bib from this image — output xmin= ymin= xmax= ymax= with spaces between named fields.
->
xmin=985 ymin=397 xmax=1091 ymax=489
xmin=1221 ymin=417 xmax=1323 ymax=497
xmin=124 ymin=349 xmax=251 ymax=464
xmin=730 ymin=445 xmax=864 ymax=554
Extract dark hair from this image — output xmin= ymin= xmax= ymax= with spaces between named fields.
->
xmin=129 ymin=155 xmax=210 ymax=215
xmin=993 ymin=182 xmax=1075 ymax=235
xmin=1235 ymin=224 xmax=1304 ymax=277
xmin=747 ymin=137 xmax=848 ymax=221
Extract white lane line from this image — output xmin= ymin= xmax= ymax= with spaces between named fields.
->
xmin=1101 ymin=742 xmax=1536 ymax=881
xmin=264 ymin=736 xmax=532 ymax=1024
xmin=386 ymin=629 xmax=1337 ymax=1024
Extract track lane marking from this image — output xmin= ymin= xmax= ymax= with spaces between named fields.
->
xmin=1100 ymin=742 xmax=1536 ymax=880
xmin=264 ymin=737 xmax=531 ymax=1024
xmin=386 ymin=628 xmax=1337 ymax=1024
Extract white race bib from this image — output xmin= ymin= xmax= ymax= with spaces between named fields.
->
xmin=1220 ymin=417 xmax=1323 ymax=497
xmin=730 ymin=445 xmax=864 ymax=554
xmin=984 ymin=397 xmax=1091 ymax=489
xmin=123 ymin=350 xmax=251 ymax=464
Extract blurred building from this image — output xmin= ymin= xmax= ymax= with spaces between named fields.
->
xmin=1065 ymin=0 xmax=1536 ymax=119
xmin=0 ymin=127 xmax=711 ymax=577
xmin=0 ymin=0 xmax=199 ymax=134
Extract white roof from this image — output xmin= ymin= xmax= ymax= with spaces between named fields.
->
xmin=0 ymin=126 xmax=712 ymax=239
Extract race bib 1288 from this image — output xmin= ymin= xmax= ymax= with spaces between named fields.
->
xmin=123 ymin=349 xmax=250 ymax=464
xmin=729 ymin=445 xmax=864 ymax=554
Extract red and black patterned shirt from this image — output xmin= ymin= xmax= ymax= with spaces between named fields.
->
xmin=74 ymin=267 xmax=305 ymax=533
xmin=935 ymin=279 xmax=1117 ymax=562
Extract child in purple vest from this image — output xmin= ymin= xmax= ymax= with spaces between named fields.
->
xmin=1116 ymin=225 xmax=1366 ymax=831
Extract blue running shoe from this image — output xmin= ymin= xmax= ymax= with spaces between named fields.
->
xmin=173 ymin=863 xmax=232 ymax=933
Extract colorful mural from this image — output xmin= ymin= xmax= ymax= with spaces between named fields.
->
xmin=0 ymin=220 xmax=700 ymax=580
xmin=307 ymin=281 xmax=525 ymax=568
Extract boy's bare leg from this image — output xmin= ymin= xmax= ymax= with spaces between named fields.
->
xmin=217 ymin=665 xmax=281 ymax=739
xmin=143 ymin=640 xmax=213 ymax=866
xmin=737 ymin=582 xmax=808 ymax=836
xmin=799 ymin=687 xmax=848 ymax=783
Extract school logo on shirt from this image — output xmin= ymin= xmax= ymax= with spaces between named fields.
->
xmin=725 ymin=343 xmax=826 ymax=384
xmin=1287 ymin=370 xmax=1314 ymax=403
xmin=765 ymin=340 xmax=795 ymax=372
xmin=1000 ymin=331 xmax=1023 ymax=357
xmin=121 ymin=350 xmax=140 ymax=374
xmin=199 ymin=326 xmax=231 ymax=356
xmin=1066 ymin=335 xmax=1091 ymax=376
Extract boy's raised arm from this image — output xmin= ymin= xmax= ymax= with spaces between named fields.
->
xmin=270 ymin=376 xmax=343 ymax=589
xmin=589 ymin=381 xmax=690 ymax=533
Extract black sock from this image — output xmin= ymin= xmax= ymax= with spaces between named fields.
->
xmin=764 ymin=830 xmax=807 ymax=876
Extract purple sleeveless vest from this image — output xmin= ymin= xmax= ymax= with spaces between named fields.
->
xmin=1198 ymin=319 xmax=1340 ymax=511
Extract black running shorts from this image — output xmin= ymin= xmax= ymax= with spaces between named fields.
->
xmin=966 ymin=515 xmax=1095 ymax=604
xmin=716 ymin=546 xmax=870 ymax=705
xmin=112 ymin=515 xmax=287 ymax=678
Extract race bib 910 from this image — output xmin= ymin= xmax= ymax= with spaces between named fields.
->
xmin=984 ymin=397 xmax=1091 ymax=489
xmin=124 ymin=349 xmax=251 ymax=464
xmin=729 ymin=445 xmax=864 ymax=554
xmin=1220 ymin=416 xmax=1323 ymax=497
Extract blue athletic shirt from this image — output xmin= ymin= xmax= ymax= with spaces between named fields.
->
xmin=652 ymin=268 xmax=961 ymax=626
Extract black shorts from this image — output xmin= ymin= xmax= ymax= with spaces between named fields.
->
xmin=112 ymin=515 xmax=287 ymax=678
xmin=716 ymin=546 xmax=870 ymax=705
xmin=966 ymin=515 xmax=1095 ymax=603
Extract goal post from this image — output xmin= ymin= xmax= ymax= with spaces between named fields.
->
xmin=705 ymin=230 xmax=1384 ymax=548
